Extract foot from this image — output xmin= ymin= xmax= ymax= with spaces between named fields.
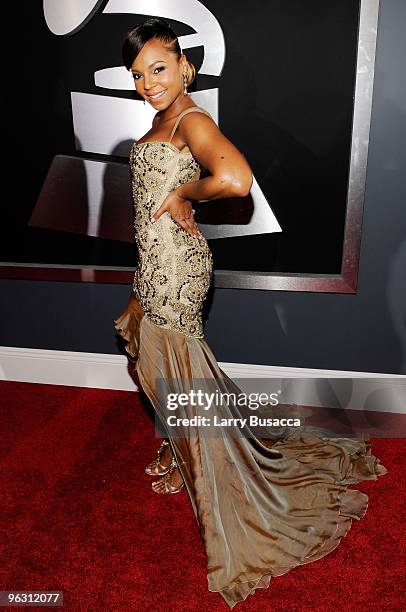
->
xmin=151 ymin=459 xmax=184 ymax=494
xmin=145 ymin=439 xmax=174 ymax=476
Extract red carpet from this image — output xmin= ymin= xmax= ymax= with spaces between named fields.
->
xmin=0 ymin=380 xmax=404 ymax=611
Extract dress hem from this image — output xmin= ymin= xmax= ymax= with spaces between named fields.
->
xmin=206 ymin=436 xmax=387 ymax=609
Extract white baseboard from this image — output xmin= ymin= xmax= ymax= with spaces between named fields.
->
xmin=0 ymin=346 xmax=405 ymax=413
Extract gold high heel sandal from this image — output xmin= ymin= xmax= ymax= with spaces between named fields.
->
xmin=145 ymin=439 xmax=172 ymax=476
xmin=151 ymin=457 xmax=185 ymax=494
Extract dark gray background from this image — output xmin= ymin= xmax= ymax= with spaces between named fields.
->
xmin=1 ymin=0 xmax=405 ymax=374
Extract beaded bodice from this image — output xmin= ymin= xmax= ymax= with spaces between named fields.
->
xmin=129 ymin=107 xmax=213 ymax=338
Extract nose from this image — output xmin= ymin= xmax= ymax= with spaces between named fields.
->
xmin=143 ymin=73 xmax=156 ymax=91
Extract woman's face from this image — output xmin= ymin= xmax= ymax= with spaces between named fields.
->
xmin=130 ymin=38 xmax=184 ymax=107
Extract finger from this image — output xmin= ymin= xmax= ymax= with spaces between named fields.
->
xmin=191 ymin=222 xmax=204 ymax=239
xmin=151 ymin=205 xmax=165 ymax=223
xmin=176 ymin=216 xmax=200 ymax=238
xmin=183 ymin=211 xmax=196 ymax=235
xmin=176 ymin=216 xmax=195 ymax=237
xmin=184 ymin=214 xmax=202 ymax=238
xmin=186 ymin=209 xmax=203 ymax=238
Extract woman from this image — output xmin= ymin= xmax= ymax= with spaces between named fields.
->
xmin=114 ymin=17 xmax=387 ymax=609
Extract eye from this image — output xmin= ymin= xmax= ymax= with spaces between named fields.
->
xmin=132 ymin=66 xmax=165 ymax=80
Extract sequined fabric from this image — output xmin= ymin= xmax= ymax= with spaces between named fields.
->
xmin=129 ymin=120 xmax=213 ymax=338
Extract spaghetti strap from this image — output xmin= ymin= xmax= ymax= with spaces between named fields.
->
xmin=168 ymin=106 xmax=212 ymax=143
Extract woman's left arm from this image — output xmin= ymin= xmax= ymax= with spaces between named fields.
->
xmin=176 ymin=111 xmax=253 ymax=200
xmin=151 ymin=111 xmax=253 ymax=236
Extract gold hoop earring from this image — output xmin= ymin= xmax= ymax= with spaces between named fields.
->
xmin=183 ymin=71 xmax=188 ymax=95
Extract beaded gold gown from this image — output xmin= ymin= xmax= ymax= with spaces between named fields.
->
xmin=114 ymin=106 xmax=388 ymax=608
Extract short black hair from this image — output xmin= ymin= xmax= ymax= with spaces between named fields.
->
xmin=121 ymin=17 xmax=181 ymax=71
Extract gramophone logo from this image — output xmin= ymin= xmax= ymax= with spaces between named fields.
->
xmin=31 ymin=0 xmax=281 ymax=242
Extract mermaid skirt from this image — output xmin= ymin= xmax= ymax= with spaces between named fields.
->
xmin=114 ymin=291 xmax=388 ymax=609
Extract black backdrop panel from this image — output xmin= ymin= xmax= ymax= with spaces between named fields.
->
xmin=3 ymin=1 xmax=360 ymax=277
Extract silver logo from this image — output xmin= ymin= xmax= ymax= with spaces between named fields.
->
xmin=39 ymin=0 xmax=281 ymax=241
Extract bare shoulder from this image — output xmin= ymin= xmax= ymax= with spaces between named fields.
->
xmin=178 ymin=108 xmax=237 ymax=157
xmin=178 ymin=107 xmax=251 ymax=178
xmin=178 ymin=107 xmax=219 ymax=141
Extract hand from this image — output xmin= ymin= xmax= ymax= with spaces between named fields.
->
xmin=150 ymin=190 xmax=203 ymax=239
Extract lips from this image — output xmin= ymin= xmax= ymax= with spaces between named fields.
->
xmin=147 ymin=89 xmax=167 ymax=101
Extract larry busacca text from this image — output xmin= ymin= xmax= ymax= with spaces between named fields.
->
xmin=166 ymin=415 xmax=302 ymax=428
